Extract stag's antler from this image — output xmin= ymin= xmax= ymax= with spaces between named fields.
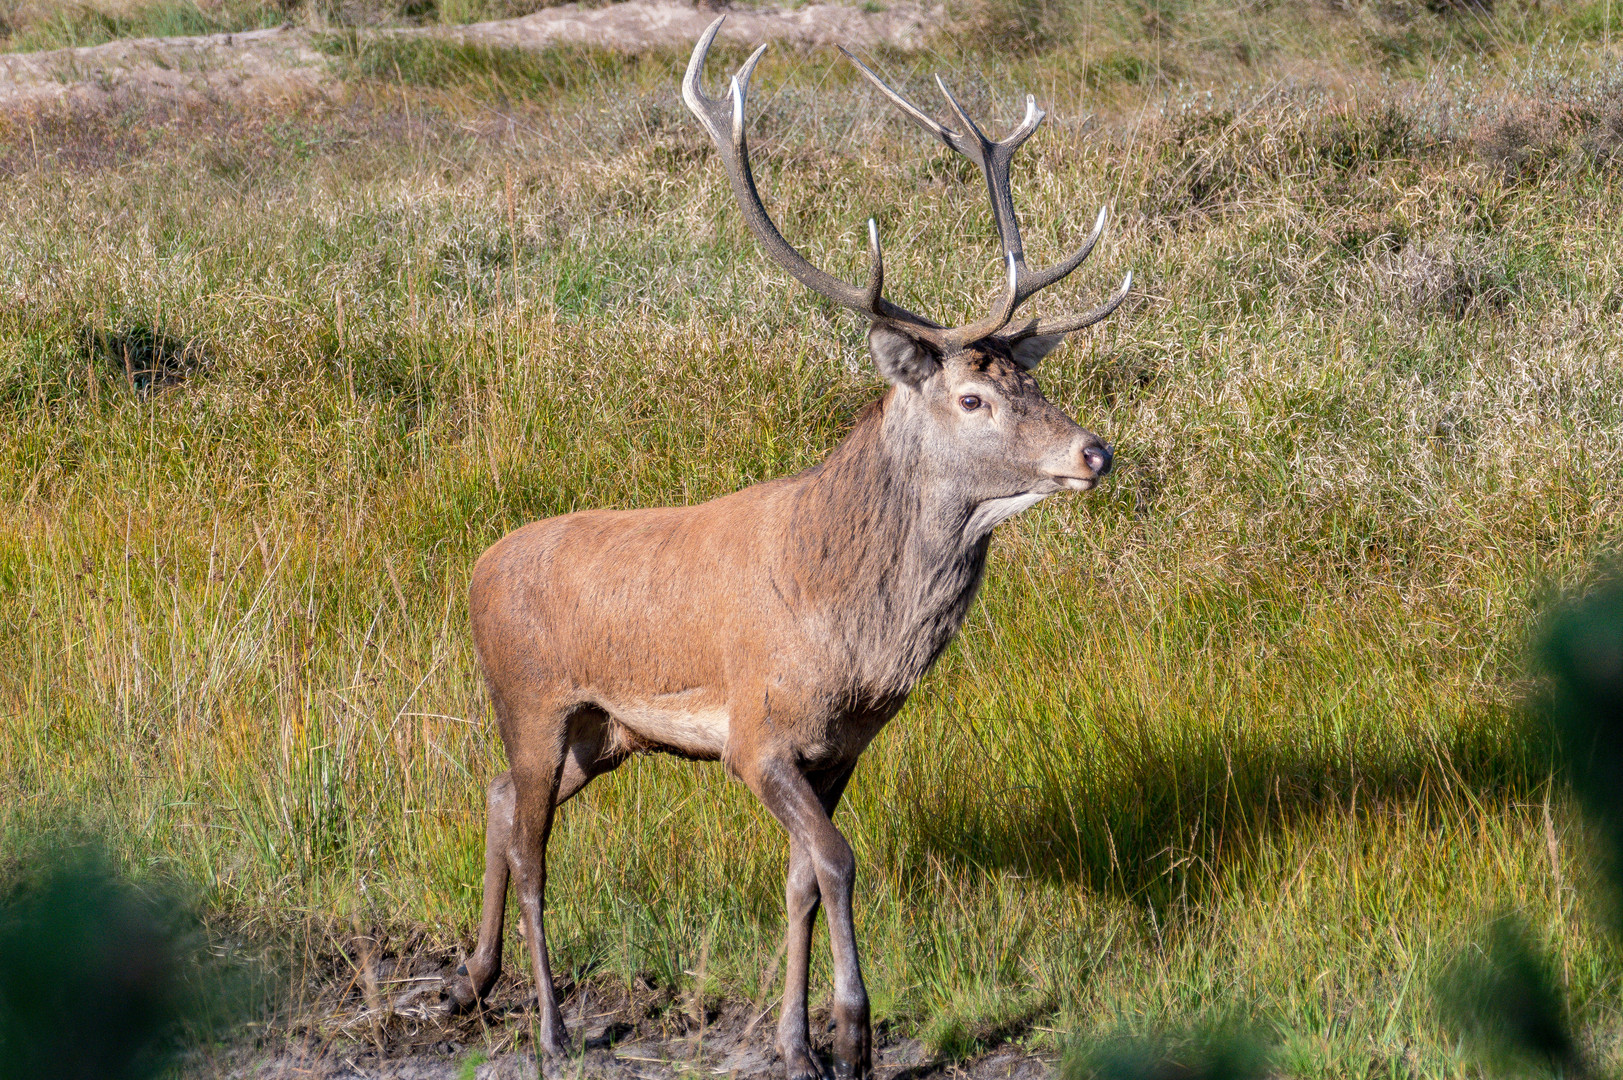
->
xmin=841 ymin=51 xmax=1131 ymax=345
xmin=683 ymin=16 xmax=1129 ymax=349
xmin=682 ymin=18 xmax=946 ymax=341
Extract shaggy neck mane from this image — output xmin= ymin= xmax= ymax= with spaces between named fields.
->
xmin=781 ymin=389 xmax=992 ymax=700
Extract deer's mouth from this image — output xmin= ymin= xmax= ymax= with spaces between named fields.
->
xmin=1050 ymin=475 xmax=1098 ymax=492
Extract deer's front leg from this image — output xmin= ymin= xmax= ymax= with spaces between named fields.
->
xmin=745 ymin=757 xmax=872 ymax=1080
xmin=777 ymin=766 xmax=855 ymax=1080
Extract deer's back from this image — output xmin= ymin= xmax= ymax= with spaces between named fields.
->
xmin=467 ymin=479 xmax=862 ymax=762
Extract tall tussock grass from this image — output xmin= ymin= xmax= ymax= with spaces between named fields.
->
xmin=2 ymin=0 xmax=1623 ymax=1073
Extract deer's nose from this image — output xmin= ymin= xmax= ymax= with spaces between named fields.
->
xmin=1082 ymin=442 xmax=1113 ymax=477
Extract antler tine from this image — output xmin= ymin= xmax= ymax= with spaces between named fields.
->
xmin=680 ymin=15 xmax=734 ymax=140
xmin=933 ymin=76 xmax=990 ymax=148
xmin=863 ymin=218 xmax=884 ymax=312
xmin=1004 ymin=94 xmax=1045 ymax=151
xmin=684 ymin=17 xmax=942 ymax=338
xmin=730 ymin=43 xmax=769 ymax=124
xmin=931 ymin=72 xmax=1043 ymax=345
xmin=840 ymin=48 xmax=962 ymax=153
xmin=1003 ymin=270 xmax=1133 ymax=342
xmin=1014 ymin=205 xmax=1109 ymax=305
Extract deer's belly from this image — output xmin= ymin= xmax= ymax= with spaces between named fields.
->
xmin=603 ymin=692 xmax=730 ymax=759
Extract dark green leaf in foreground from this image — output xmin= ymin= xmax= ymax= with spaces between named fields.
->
xmin=1539 ymin=577 xmax=1623 ymax=926
xmin=1063 ymin=1027 xmax=1271 ymax=1080
xmin=1430 ymin=581 xmax=1623 ymax=1079
xmin=0 ymin=845 xmax=208 ymax=1080
xmin=1434 ymin=916 xmax=1579 ymax=1076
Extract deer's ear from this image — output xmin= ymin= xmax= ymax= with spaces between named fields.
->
xmin=1007 ymin=332 xmax=1068 ymax=370
xmin=868 ymin=324 xmax=940 ymax=387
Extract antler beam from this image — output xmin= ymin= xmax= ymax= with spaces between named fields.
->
xmin=682 ymin=17 xmax=945 ymax=340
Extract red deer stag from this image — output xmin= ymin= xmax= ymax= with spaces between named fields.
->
xmin=443 ymin=17 xmax=1130 ymax=1079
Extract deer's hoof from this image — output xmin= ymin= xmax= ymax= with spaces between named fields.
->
xmin=780 ymin=1047 xmax=824 ymax=1080
xmin=537 ymin=1016 xmax=571 ymax=1061
xmin=832 ymin=1034 xmax=872 ymax=1080
xmin=440 ymin=965 xmax=484 ymax=1017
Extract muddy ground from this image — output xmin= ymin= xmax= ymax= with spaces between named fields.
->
xmin=188 ymin=937 xmax=1052 ymax=1079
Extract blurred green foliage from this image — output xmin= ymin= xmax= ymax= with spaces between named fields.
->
xmin=1064 ymin=1024 xmax=1272 ymax=1080
xmin=1541 ymin=578 xmax=1623 ymax=908
xmin=0 ymin=842 xmax=263 ymax=1080
xmin=1436 ymin=917 xmax=1579 ymax=1075
xmin=1432 ymin=578 xmax=1623 ymax=1079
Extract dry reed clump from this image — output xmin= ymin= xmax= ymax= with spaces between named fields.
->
xmin=382 ymin=0 xmax=562 ymax=24
xmin=1136 ymin=96 xmax=1433 ymax=227
xmin=1471 ymin=96 xmax=1573 ymax=180
xmin=1584 ymin=101 xmax=1623 ymax=168
xmin=305 ymin=0 xmax=397 ymax=25
xmin=1380 ymin=232 xmax=1519 ymax=315
xmin=947 ymin=0 xmax=1068 ymax=55
xmin=1464 ymin=68 xmax=1623 ymax=179
xmin=78 ymin=324 xmax=210 ymax=392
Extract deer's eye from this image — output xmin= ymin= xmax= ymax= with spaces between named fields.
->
xmin=959 ymin=395 xmax=984 ymax=412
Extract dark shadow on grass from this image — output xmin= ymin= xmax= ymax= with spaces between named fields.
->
xmin=896 ymin=704 xmax=1548 ymax=913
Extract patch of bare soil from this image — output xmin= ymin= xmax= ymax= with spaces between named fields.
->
xmin=187 ymin=936 xmax=1050 ymax=1080
xmin=415 ymin=0 xmax=938 ymax=54
xmin=0 ymin=0 xmax=939 ymax=111
xmin=0 ymin=26 xmax=330 ymax=110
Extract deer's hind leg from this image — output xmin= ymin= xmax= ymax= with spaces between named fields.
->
xmin=444 ymin=705 xmax=623 ymax=1025
xmin=444 ymin=771 xmax=518 ymax=1013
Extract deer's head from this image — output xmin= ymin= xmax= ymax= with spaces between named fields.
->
xmin=684 ymin=21 xmax=1127 ymax=523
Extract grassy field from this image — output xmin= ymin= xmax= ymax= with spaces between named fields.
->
xmin=0 ymin=0 xmax=558 ymax=53
xmin=3 ymin=0 xmax=1623 ymax=1073
xmin=0 ymin=0 xmax=633 ymax=53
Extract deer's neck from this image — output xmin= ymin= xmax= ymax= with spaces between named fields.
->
xmin=782 ymin=392 xmax=994 ymax=702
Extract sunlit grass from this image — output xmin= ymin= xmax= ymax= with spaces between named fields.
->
xmin=0 ymin=1 xmax=286 ymax=52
